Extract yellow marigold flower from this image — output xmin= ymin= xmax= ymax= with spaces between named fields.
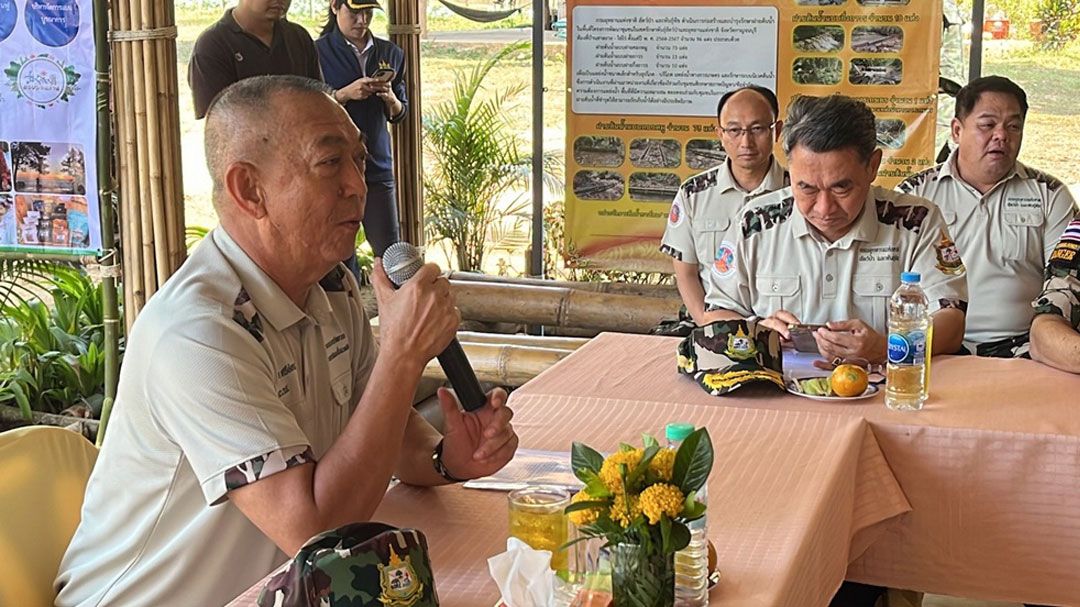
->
xmin=649 ymin=448 xmax=676 ymax=481
xmin=609 ymin=494 xmax=642 ymax=528
xmin=640 ymin=483 xmax=685 ymax=525
xmin=567 ymin=490 xmax=602 ymax=527
xmin=599 ymin=449 xmax=643 ymax=494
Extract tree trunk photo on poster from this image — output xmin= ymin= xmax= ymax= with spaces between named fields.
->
xmin=564 ymin=0 xmax=941 ymax=271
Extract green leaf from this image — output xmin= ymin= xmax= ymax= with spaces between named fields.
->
xmin=9 ymin=381 xmax=32 ymax=421
xmin=571 ymin=442 xmax=604 ymax=482
xmin=618 ymin=442 xmax=636 ymax=453
xmin=625 ymin=445 xmax=660 ymax=488
xmin=564 ymin=499 xmax=609 ymax=514
xmin=642 ymin=433 xmax=659 ymax=449
xmin=672 ymin=427 xmax=714 ymax=495
xmin=581 ymin=469 xmax=612 ymax=498
xmin=666 ymin=522 xmax=692 ymax=554
xmin=681 ymin=490 xmax=707 ymax=520
xmin=659 ymin=515 xmax=672 ymax=554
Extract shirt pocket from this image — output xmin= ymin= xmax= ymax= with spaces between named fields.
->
xmin=853 ymin=275 xmax=892 ymax=332
xmin=754 ymin=275 xmax=802 ymax=319
xmin=1002 ymin=209 xmax=1044 ymax=262
xmin=696 ymin=217 xmax=732 ymax=277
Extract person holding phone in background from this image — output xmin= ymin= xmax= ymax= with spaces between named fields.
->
xmin=317 ymin=0 xmax=407 ymax=260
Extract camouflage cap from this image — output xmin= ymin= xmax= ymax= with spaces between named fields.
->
xmin=258 ymin=522 xmax=439 ymax=607
xmin=677 ymin=319 xmax=785 ymax=395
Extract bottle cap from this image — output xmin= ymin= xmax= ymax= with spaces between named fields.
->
xmin=900 ymin=271 xmax=921 ymax=284
xmin=665 ymin=423 xmax=695 ymax=442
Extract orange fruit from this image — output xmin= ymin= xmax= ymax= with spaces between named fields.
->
xmin=830 ymin=364 xmax=869 ymax=397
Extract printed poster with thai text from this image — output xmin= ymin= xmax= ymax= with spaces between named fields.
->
xmin=0 ymin=0 xmax=101 ymax=255
xmin=565 ymin=0 xmax=941 ymax=271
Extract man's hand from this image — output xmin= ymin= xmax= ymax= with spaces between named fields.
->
xmin=337 ymin=77 xmax=390 ymax=102
xmin=437 ymin=387 xmax=518 ymax=481
xmin=371 ymin=259 xmax=459 ymax=372
xmin=759 ymin=309 xmax=801 ymax=340
xmin=814 ymin=319 xmax=887 ymax=364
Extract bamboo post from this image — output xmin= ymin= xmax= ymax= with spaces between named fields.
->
xmin=421 ymin=343 xmax=570 ymax=387
xmin=445 ymin=271 xmax=679 ymax=299
xmin=388 ymin=0 xmax=424 ymax=245
xmin=450 ymin=282 xmax=680 ymax=334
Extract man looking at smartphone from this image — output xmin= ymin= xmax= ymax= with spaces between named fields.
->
xmin=317 ymin=0 xmax=408 ymax=258
xmin=661 ymin=86 xmax=789 ymax=325
xmin=705 ymin=94 xmax=968 ymax=365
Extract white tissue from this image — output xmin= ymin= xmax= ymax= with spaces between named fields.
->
xmin=487 ymin=537 xmax=556 ymax=607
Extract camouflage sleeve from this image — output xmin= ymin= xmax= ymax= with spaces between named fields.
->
xmin=146 ymin=313 xmax=312 ymax=507
xmin=1033 ymin=219 xmax=1080 ymax=329
xmin=910 ymin=205 xmax=969 ymax=314
xmin=703 ymin=215 xmax=755 ymax=317
xmin=223 ymin=446 xmax=315 ymax=496
xmin=660 ymin=188 xmax=697 ymax=264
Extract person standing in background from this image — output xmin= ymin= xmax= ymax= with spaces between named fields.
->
xmin=317 ymin=0 xmax=407 ymax=258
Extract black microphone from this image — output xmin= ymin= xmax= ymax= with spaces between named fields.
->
xmin=382 ymin=242 xmax=487 ymax=412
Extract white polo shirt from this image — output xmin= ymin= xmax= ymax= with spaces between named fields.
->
xmin=660 ymin=158 xmax=789 ymax=286
xmin=55 ymin=228 xmax=378 ymax=607
xmin=898 ymin=150 xmax=1078 ymax=348
xmin=705 ymin=186 xmax=968 ymax=334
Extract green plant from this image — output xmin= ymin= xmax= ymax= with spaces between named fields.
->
xmin=423 ymin=40 xmax=562 ymax=272
xmin=0 ymin=266 xmax=119 ymax=420
xmin=1036 ymin=0 xmax=1080 ymax=49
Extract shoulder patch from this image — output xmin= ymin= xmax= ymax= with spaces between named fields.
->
xmin=1048 ymin=219 xmax=1080 ymax=271
xmin=1025 ymin=167 xmax=1066 ymax=193
xmin=232 ymin=288 xmax=265 ymax=343
xmin=897 ymin=164 xmax=943 ymax=194
xmin=681 ymin=167 xmax=721 ymax=195
xmin=741 ymin=197 xmax=794 ymax=238
xmin=876 ymin=198 xmax=930 ymax=233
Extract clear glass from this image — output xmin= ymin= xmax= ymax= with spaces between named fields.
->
xmin=508 ymin=486 xmax=571 ymax=572
xmin=886 ymin=280 xmax=931 ymax=410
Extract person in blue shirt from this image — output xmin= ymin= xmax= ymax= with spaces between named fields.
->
xmin=316 ymin=0 xmax=407 ymax=258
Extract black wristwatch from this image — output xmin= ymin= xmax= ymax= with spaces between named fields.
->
xmin=432 ymin=439 xmax=468 ymax=483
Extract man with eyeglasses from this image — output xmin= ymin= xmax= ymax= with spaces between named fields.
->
xmin=705 ymin=94 xmax=967 ymax=369
xmin=660 ymin=86 xmax=789 ymax=325
xmin=898 ymin=76 xmax=1078 ymax=358
xmin=188 ymin=0 xmax=322 ymax=119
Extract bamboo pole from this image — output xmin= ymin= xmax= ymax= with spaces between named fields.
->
xmin=451 ymin=281 xmax=680 ymax=334
xmin=446 ymin=272 xmax=679 ymax=299
xmin=422 ymin=343 xmax=569 ymax=387
xmin=388 ymin=0 xmax=424 ymax=245
xmin=371 ymin=325 xmax=589 ymax=351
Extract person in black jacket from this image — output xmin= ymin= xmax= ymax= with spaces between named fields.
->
xmin=316 ymin=0 xmax=407 ymax=258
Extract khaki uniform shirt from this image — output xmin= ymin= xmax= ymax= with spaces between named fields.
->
xmin=705 ymin=186 xmax=968 ymax=334
xmin=661 ymin=158 xmax=789 ymax=287
xmin=898 ymin=150 xmax=1078 ymax=348
xmin=55 ymin=229 xmax=378 ymax=607
xmin=1034 ymin=218 xmax=1080 ymax=330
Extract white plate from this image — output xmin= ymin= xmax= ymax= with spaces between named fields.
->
xmin=786 ymin=380 xmax=880 ymax=401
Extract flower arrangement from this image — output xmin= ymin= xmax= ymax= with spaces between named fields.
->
xmin=564 ymin=428 xmax=713 ymax=606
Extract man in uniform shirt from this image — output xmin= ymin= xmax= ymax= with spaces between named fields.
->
xmin=660 ymin=86 xmax=788 ymax=325
xmin=898 ymin=76 xmax=1077 ymax=357
xmin=706 ymin=94 xmax=967 ymax=365
xmin=1030 ymin=219 xmax=1080 ymax=373
xmin=54 ymin=76 xmax=518 ymax=607
xmin=188 ymin=0 xmax=322 ymax=119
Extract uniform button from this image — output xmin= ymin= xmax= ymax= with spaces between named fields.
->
xmin=826 ymin=250 xmax=833 ymax=257
xmin=875 ymin=283 xmax=883 ymax=292
xmin=1019 ymin=216 xmax=1027 ymax=224
xmin=826 ymin=274 xmax=834 ymax=282
xmin=772 ymin=283 xmax=779 ymax=292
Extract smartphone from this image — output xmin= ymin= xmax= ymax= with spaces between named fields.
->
xmin=788 ymin=323 xmax=826 ymax=353
xmin=371 ymin=68 xmax=395 ymax=82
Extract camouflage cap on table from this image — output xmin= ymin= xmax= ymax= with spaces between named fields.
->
xmin=677 ymin=319 xmax=785 ymax=395
xmin=258 ymin=522 xmax=439 ymax=607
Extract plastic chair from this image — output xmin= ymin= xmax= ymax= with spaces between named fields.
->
xmin=0 ymin=426 xmax=98 ymax=607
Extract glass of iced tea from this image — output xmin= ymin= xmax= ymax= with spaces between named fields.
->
xmin=507 ymin=486 xmax=571 ymax=572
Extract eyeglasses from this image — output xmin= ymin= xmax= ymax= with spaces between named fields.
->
xmin=719 ymin=122 xmax=777 ymax=139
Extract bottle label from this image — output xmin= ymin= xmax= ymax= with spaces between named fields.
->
xmin=888 ymin=330 xmax=926 ymax=365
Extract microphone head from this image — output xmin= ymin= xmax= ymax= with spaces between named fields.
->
xmin=382 ymin=242 xmax=424 ymax=288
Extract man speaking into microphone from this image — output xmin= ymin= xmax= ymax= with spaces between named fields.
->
xmin=54 ymin=75 xmax=518 ymax=607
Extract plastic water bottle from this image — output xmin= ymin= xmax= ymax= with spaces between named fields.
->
xmin=666 ymin=422 xmax=708 ymax=606
xmin=886 ymin=272 xmax=932 ymax=410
